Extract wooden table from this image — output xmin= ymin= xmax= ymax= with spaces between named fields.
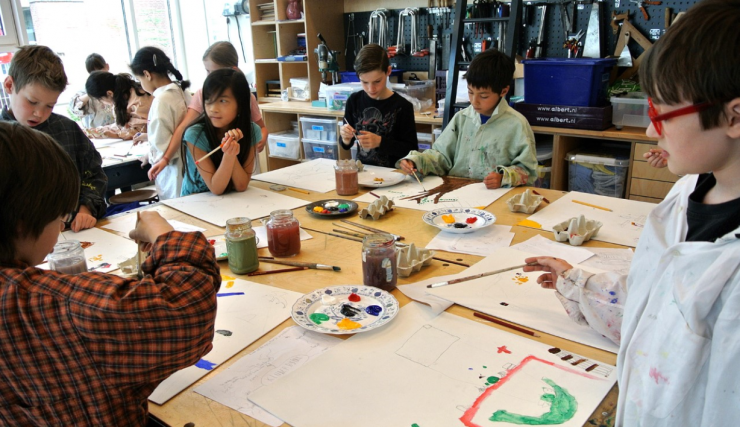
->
xmin=99 ymin=184 xmax=620 ymax=427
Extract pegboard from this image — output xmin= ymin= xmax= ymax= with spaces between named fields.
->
xmin=342 ymin=0 xmax=700 ymax=75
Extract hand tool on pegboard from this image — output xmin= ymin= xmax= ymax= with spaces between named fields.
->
xmin=583 ymin=0 xmax=603 ymax=58
xmin=611 ymin=10 xmax=629 ymax=34
xmin=611 ymin=17 xmax=653 ymax=82
xmin=630 ymin=0 xmax=661 ymax=21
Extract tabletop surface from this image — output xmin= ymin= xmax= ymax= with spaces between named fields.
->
xmin=98 ymin=181 xmax=622 ymax=427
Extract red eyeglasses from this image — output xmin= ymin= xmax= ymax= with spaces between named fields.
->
xmin=647 ymin=97 xmax=715 ymax=136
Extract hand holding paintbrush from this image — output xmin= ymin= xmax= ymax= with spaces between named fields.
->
xmin=341 ymin=118 xmax=366 ymax=154
xmin=398 ymin=159 xmax=427 ymax=191
xmin=195 ymin=129 xmax=243 ymax=165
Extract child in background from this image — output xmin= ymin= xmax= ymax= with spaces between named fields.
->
xmin=339 ymin=43 xmax=418 ymax=168
xmin=1 ymin=45 xmax=107 ymax=232
xmin=85 ymin=71 xmax=153 ymax=140
xmin=171 ymin=41 xmax=267 ymax=174
xmin=0 ymin=121 xmax=220 ymax=427
xmin=398 ymin=49 xmax=536 ymax=189
xmin=525 ymin=1 xmax=740 ymax=424
xmin=181 ymin=68 xmax=260 ymax=196
xmin=69 ymin=53 xmax=115 ymax=128
xmin=130 ymin=46 xmax=191 ymax=199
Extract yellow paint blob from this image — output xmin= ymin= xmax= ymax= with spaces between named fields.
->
xmin=337 ymin=318 xmax=362 ymax=330
xmin=313 ymin=206 xmax=324 ymax=213
xmin=517 ymin=219 xmax=542 ymax=228
xmin=225 ymin=281 xmax=234 ymax=288
xmin=442 ymin=214 xmax=456 ymax=224
xmin=221 ymin=274 xmax=236 ymax=288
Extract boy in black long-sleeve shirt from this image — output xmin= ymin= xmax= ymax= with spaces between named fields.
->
xmin=340 ymin=44 xmax=418 ymax=168
xmin=2 ymin=45 xmax=107 ymax=231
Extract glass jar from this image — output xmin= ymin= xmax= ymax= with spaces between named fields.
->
xmin=266 ymin=209 xmax=301 ymax=257
xmin=334 ymin=159 xmax=359 ymax=196
xmin=361 ymin=233 xmax=398 ymax=291
xmin=225 ymin=217 xmax=259 ymax=275
xmin=49 ymin=241 xmax=88 ymax=274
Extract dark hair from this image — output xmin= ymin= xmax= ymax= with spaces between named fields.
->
xmin=182 ymin=69 xmax=254 ymax=191
xmin=202 ymin=41 xmax=239 ymax=68
xmin=354 ymin=44 xmax=390 ymax=76
xmin=8 ymin=45 xmax=67 ymax=93
xmin=640 ymin=0 xmax=740 ymax=130
xmin=86 ymin=71 xmax=150 ymax=126
xmin=85 ymin=53 xmax=107 ymax=73
xmin=464 ymin=49 xmax=515 ymax=94
xmin=0 ymin=122 xmax=79 ymax=262
xmin=130 ymin=46 xmax=191 ymax=91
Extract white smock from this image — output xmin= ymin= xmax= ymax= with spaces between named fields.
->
xmin=148 ymin=83 xmax=190 ymax=200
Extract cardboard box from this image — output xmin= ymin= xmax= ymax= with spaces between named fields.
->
xmin=513 ymin=102 xmax=613 ymax=131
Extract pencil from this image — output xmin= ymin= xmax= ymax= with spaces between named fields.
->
xmin=369 ymin=191 xmax=380 ymax=198
xmin=195 ymin=143 xmax=224 ymax=165
xmin=473 ymin=312 xmax=540 ymax=337
xmin=247 ymin=266 xmax=308 ymax=276
xmin=288 ymin=187 xmax=310 ymax=194
xmin=432 ymin=257 xmax=470 ymax=267
xmin=427 ymin=262 xmax=536 ymax=288
xmin=531 ymin=190 xmax=550 ymax=204
xmin=572 ymin=200 xmax=612 ymax=212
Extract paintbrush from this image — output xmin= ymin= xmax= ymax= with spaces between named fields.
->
xmin=247 ymin=266 xmax=308 ymax=276
xmin=195 ymin=143 xmax=225 ymax=165
xmin=339 ymin=219 xmax=405 ymax=240
xmin=301 ymin=227 xmax=364 ymax=243
xmin=531 ymin=190 xmax=550 ymax=204
xmin=410 ymin=170 xmax=427 ymax=191
xmin=343 ymin=117 xmax=365 ymax=153
xmin=258 ymin=257 xmax=341 ymax=271
xmin=427 ymin=262 xmax=537 ymax=288
xmin=332 ymin=222 xmax=371 ymax=234
xmin=136 ymin=212 xmax=143 ymax=279
xmin=332 ymin=229 xmax=368 ymax=239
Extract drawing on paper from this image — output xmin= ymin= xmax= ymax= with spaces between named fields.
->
xmin=489 ymin=377 xmax=577 ymax=425
xmin=546 ymin=348 xmax=613 ymax=378
xmin=80 ymin=241 xmax=94 ymax=249
xmin=401 ymin=176 xmax=478 ymax=204
xmin=511 ymin=273 xmax=529 ymax=285
xmin=396 ymin=324 xmax=460 ymax=367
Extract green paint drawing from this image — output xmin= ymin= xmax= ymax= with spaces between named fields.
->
xmin=309 ymin=313 xmax=330 ymax=324
xmin=489 ymin=378 xmax=577 ymax=425
xmin=487 ymin=376 xmax=500 ymax=384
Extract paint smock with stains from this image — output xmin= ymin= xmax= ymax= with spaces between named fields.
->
xmin=398 ymin=102 xmax=537 ymax=187
xmin=550 ymin=174 xmax=740 ymax=426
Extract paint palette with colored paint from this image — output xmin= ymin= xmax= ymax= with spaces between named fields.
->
xmin=422 ymin=208 xmax=496 ymax=234
xmin=208 ymin=234 xmax=229 ymax=261
xmin=292 ymin=285 xmax=399 ymax=334
xmin=305 ymin=199 xmax=358 ymax=218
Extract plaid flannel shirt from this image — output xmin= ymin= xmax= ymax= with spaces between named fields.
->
xmin=0 ymin=231 xmax=221 ymax=426
xmin=1 ymin=108 xmax=108 ymax=218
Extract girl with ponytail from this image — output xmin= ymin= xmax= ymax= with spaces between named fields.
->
xmin=129 ymin=46 xmax=191 ymax=200
xmin=85 ymin=71 xmax=152 ymax=140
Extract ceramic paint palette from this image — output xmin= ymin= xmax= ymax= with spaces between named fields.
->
xmin=208 ymin=234 xmax=229 ymax=261
xmin=422 ymin=207 xmax=497 ymax=234
xmin=358 ymin=169 xmax=406 ymax=188
xmin=292 ymin=285 xmax=399 ymax=334
xmin=305 ymin=199 xmax=358 ymax=218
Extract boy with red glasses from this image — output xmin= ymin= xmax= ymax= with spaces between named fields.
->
xmin=523 ymin=0 xmax=740 ymax=425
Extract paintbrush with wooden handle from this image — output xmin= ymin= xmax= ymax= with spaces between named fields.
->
xmin=258 ymin=257 xmax=341 ymax=271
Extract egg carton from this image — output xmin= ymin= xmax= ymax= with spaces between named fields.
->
xmin=358 ymin=195 xmax=394 ymax=220
xmin=506 ymin=189 xmax=544 ymax=214
xmin=356 ymin=160 xmax=364 ymax=172
xmin=117 ymin=251 xmax=148 ymax=278
xmin=397 ymin=243 xmax=434 ymax=277
xmin=552 ymin=215 xmax=603 ymax=246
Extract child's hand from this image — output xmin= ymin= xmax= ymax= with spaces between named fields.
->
xmin=357 ymin=131 xmax=381 ymax=150
xmin=399 ymin=159 xmax=418 ymax=176
xmin=523 ymin=257 xmax=573 ymax=290
xmin=69 ymin=206 xmax=97 ymax=232
xmin=643 ymin=148 xmax=667 ymax=168
xmin=147 ymin=158 xmax=168 ymax=181
xmin=340 ymin=123 xmax=356 ymax=144
xmin=483 ymin=171 xmax=503 ymax=189
xmin=129 ymin=211 xmax=174 ymax=251
xmin=221 ymin=129 xmax=243 ymax=157
xmin=132 ymin=132 xmax=148 ymax=145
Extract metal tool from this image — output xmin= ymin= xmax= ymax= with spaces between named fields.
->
xmin=315 ymin=33 xmax=340 ymax=84
xmin=368 ymin=9 xmax=389 ymax=47
xmin=534 ymin=4 xmax=548 ymax=58
xmin=583 ymin=0 xmax=602 ymax=58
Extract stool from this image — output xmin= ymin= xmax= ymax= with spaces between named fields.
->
xmin=108 ymin=189 xmax=159 ymax=205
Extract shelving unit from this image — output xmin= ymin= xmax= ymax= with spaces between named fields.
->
xmin=249 ymin=0 xmax=344 ymax=103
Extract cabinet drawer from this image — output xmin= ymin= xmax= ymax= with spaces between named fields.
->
xmin=632 ymin=161 xmax=678 ymax=182
xmin=634 ymin=142 xmax=658 ymax=160
xmin=630 ymin=178 xmax=675 ymax=199
xmin=629 ymin=195 xmax=662 ymax=204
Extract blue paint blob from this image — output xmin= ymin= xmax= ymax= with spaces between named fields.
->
xmin=374 ymin=291 xmax=381 ymax=297
xmin=609 ymin=291 xmax=616 ymax=295
xmin=195 ymin=359 xmax=216 ymax=370
xmin=296 ymin=311 xmax=304 ymax=315
xmin=324 ymin=289 xmax=333 ymax=294
xmin=217 ymin=292 xmax=245 ymax=297
xmin=351 ymin=287 xmax=359 ymax=293
xmin=611 ymin=298 xmax=618 ymax=304
xmin=365 ymin=305 xmax=382 ymax=316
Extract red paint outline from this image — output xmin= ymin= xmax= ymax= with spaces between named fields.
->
xmin=460 ymin=355 xmax=603 ymax=427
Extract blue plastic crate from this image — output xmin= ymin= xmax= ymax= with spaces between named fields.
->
xmin=522 ymin=58 xmax=617 ymax=107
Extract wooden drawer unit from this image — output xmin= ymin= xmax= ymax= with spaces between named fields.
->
xmin=629 ymin=142 xmax=678 ymax=201
xmin=629 ymin=178 xmax=675 ymax=199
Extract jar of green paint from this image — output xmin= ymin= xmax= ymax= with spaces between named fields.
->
xmin=225 ymin=217 xmax=259 ymax=275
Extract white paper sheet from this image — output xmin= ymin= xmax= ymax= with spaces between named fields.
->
xmin=427 ymin=247 xmax=618 ymax=352
xmin=102 ymin=217 xmax=206 ymax=235
xmin=426 ymin=224 xmax=515 ymax=256
xmin=162 ymin=186 xmax=309 ymax=227
xmin=41 ymin=227 xmax=139 ymax=273
xmin=354 ymin=177 xmax=513 ymax=211
xmin=249 ymin=303 xmax=617 ymax=427
xmin=510 ymin=234 xmax=596 ymax=265
xmin=148 ymin=278 xmax=302 ymax=404
xmin=194 ymin=326 xmax=341 ymax=426
xmin=581 ymin=247 xmax=634 ymax=275
xmin=523 ymin=191 xmax=655 ymax=247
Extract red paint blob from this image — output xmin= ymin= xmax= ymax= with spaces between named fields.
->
xmin=208 ymin=239 xmax=216 ymax=245
xmin=348 ymin=293 xmax=361 ymax=302
xmin=466 ymin=216 xmax=478 ymax=224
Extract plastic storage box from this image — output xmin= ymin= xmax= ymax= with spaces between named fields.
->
xmin=268 ymin=131 xmax=301 ymax=159
xmin=522 ymin=58 xmax=617 ymax=107
xmin=417 ymin=132 xmax=432 ymax=151
xmin=610 ymin=92 xmax=650 ymax=129
xmin=302 ymin=138 xmax=356 ymax=161
xmin=391 ymin=80 xmax=436 ymax=113
xmin=567 ymin=150 xmax=630 ymax=198
xmin=326 ymin=84 xmax=361 ymax=111
xmin=290 ymin=78 xmax=309 ymax=101
xmin=299 ymin=117 xmax=338 ymax=142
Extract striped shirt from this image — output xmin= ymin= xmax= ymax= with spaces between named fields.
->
xmin=0 ymin=231 xmax=221 ymax=426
